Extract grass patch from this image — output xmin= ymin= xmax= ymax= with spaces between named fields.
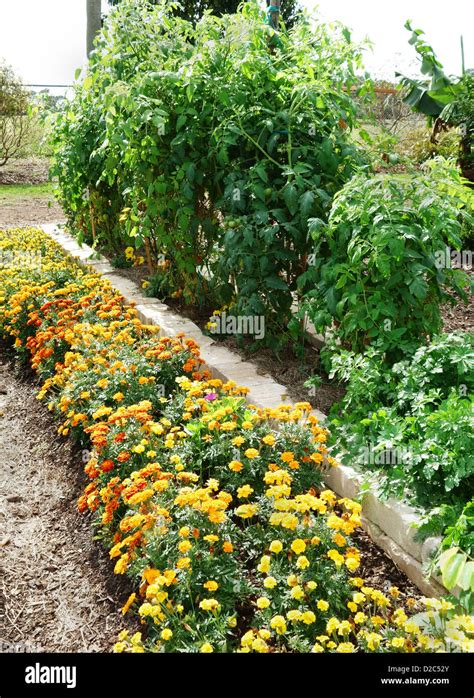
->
xmin=0 ymin=183 xmax=55 ymax=200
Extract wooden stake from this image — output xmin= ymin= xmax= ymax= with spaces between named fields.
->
xmin=89 ymin=202 xmax=97 ymax=245
xmin=144 ymin=237 xmax=154 ymax=275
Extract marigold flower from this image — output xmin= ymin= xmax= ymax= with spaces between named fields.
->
xmin=244 ymin=448 xmax=259 ymax=459
xmin=270 ymin=615 xmax=287 ymax=634
xmin=291 ymin=539 xmax=306 ymax=555
xmin=256 ymin=597 xmax=270 ymax=610
xmin=203 ymin=580 xmax=219 ymax=592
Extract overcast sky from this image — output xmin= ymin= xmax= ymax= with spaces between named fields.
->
xmin=0 ymin=0 xmax=472 ymax=92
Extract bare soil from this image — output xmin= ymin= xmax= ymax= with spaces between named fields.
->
xmin=0 ymin=349 xmax=135 ymax=653
xmin=0 ymin=158 xmax=51 ymax=186
xmin=0 ymin=158 xmax=64 ymax=229
xmin=0 ymin=194 xmax=64 ymax=229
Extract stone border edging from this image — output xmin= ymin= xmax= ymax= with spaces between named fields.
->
xmin=40 ymin=223 xmax=446 ymax=597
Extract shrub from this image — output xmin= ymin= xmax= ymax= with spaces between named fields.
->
xmin=0 ymin=61 xmax=31 ymax=166
xmin=327 ymin=333 xmax=474 ymax=511
xmin=299 ymin=159 xmax=473 ymax=357
xmin=51 ymin=0 xmax=368 ymax=348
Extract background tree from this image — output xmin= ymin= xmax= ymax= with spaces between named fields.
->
xmin=107 ymin=0 xmax=302 ymax=28
xmin=87 ymin=0 xmax=102 ymax=56
xmin=0 ymin=62 xmax=30 ymax=167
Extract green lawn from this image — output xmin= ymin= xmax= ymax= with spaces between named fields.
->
xmin=0 ymin=182 xmax=55 ymax=200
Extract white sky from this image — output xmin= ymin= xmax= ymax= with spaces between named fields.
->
xmin=0 ymin=0 xmax=472 ymax=92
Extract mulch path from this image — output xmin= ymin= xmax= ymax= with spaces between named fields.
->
xmin=0 ymin=349 xmax=136 ymax=652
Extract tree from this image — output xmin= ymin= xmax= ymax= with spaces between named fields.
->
xmin=87 ymin=0 xmax=102 ymax=56
xmin=107 ymin=0 xmax=302 ymax=28
xmin=397 ymin=21 xmax=473 ymax=181
xmin=0 ymin=62 xmax=30 ymax=167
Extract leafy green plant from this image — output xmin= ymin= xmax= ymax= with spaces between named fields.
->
xmin=299 ymin=159 xmax=473 ymax=357
xmin=436 ymin=503 xmax=474 ymax=612
xmin=397 ymin=21 xmax=473 ymax=181
xmin=327 ymin=332 xmax=474 ymax=508
xmin=51 ymin=0 xmax=368 ymax=349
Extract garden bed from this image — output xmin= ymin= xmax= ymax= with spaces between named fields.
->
xmin=41 ymin=223 xmax=448 ymax=597
xmin=2 ymin=224 xmax=466 ymax=653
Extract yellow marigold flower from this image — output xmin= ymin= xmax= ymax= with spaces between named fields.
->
xmin=390 ymin=636 xmax=405 ymax=649
xmin=256 ymin=597 xmax=270 ymax=610
xmin=204 ymin=534 xmax=219 ymax=542
xmin=338 ymin=620 xmax=352 ymax=636
xmin=269 ymin=540 xmax=283 ymax=554
xmin=354 ymin=612 xmax=367 ymax=624
xmin=176 ymin=557 xmax=191 ymax=569
xmin=161 ymin=629 xmax=173 ymax=641
xmin=366 ymin=632 xmax=382 ymax=651
xmin=237 ymin=484 xmax=254 ymax=499
xmin=121 ymin=593 xmax=136 ymax=615
xmin=257 ymin=556 xmax=271 ymax=574
xmin=389 ymin=586 xmax=400 ymax=599
xmin=199 ymin=598 xmax=220 ymax=612
xmin=327 ymin=549 xmax=345 ymax=567
xmin=337 ymin=642 xmax=355 ymax=653
xmin=244 ymin=448 xmax=259 ymax=459
xmin=296 ymin=555 xmax=310 ymax=570
xmin=317 ymin=599 xmax=329 ymax=612
xmin=350 ymin=577 xmax=364 ymax=588
xmin=242 ymin=421 xmax=254 ymax=430
xmin=228 ymin=460 xmax=244 ymax=472
xmin=280 ymin=451 xmax=294 ymax=463
xmin=332 ymin=532 xmax=346 ymax=547
xmin=291 ymin=585 xmax=304 ymax=600
xmin=287 ymin=574 xmax=298 ymax=587
xmin=203 ymin=580 xmax=219 ymax=592
xmin=232 ymin=436 xmax=245 ymax=446
xmin=264 ymin=576 xmax=277 ymax=589
xmin=287 ymin=610 xmax=302 ymax=622
xmin=252 ymin=638 xmax=269 ymax=653
xmin=200 ymin=642 xmax=214 ymax=653
xmin=345 ymin=556 xmax=360 ymax=572
xmin=347 ymin=602 xmax=358 ymax=613
xmin=178 ymin=540 xmax=192 ymax=554
xmin=228 ymin=617 xmax=237 ymax=628
xmin=270 ymin=615 xmax=287 ymax=634
xmin=327 ymin=617 xmax=340 ymax=635
xmin=301 ymin=611 xmax=316 ymax=625
xmin=291 ymin=539 xmax=306 ymax=554
xmin=235 ymin=504 xmax=258 ymax=519
xmin=262 ymin=434 xmax=276 ymax=446
xmin=306 ymin=581 xmax=317 ymax=591
xmin=312 ymin=643 xmax=324 ymax=653
xmin=179 ymin=526 xmax=190 ymax=538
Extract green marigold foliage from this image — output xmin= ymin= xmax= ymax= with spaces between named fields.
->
xmin=50 ymin=0 xmax=366 ymax=347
